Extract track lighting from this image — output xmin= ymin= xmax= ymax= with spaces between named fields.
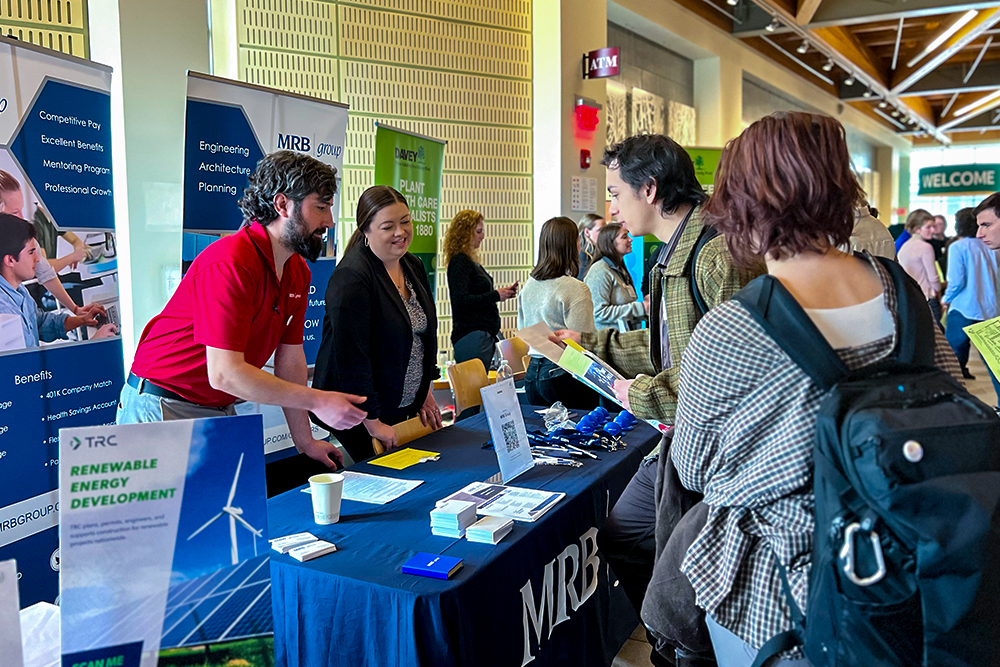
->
xmin=862 ymin=88 xmax=872 ymax=98
xmin=844 ymin=75 xmax=855 ymax=86
xmin=878 ymin=101 xmax=888 ymax=108
xmin=821 ymin=59 xmax=834 ymax=72
xmin=765 ymin=18 xmax=780 ymax=32
xmin=797 ymin=41 xmax=808 ymax=54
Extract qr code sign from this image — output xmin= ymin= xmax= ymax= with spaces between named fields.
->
xmin=501 ymin=421 xmax=519 ymax=453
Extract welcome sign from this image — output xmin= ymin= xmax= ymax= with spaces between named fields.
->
xmin=918 ymin=164 xmax=999 ymax=196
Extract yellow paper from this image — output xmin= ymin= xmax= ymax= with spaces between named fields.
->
xmin=964 ymin=316 xmax=1000 ymax=380
xmin=368 ymin=448 xmax=440 ymax=470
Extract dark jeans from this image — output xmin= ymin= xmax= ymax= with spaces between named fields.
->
xmin=928 ymin=297 xmax=944 ymax=331
xmin=523 ymin=356 xmax=600 ymax=410
xmin=946 ymin=309 xmax=1000 ymax=400
xmin=453 ymin=330 xmax=498 ymax=371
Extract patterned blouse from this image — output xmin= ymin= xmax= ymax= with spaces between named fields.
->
xmin=399 ymin=276 xmax=427 ymax=408
xmin=670 ymin=255 xmax=961 ymax=649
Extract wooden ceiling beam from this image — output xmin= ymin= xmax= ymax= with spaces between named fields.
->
xmin=803 ymin=0 xmax=1000 ymax=30
xmin=813 ymin=25 xmax=889 ymax=84
xmin=795 ymin=0 xmax=823 ymax=26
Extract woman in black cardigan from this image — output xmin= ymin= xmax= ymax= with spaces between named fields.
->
xmin=444 ymin=209 xmax=517 ymax=369
xmin=312 ymin=185 xmax=441 ymax=463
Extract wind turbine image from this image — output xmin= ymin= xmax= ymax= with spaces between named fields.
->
xmin=187 ymin=453 xmax=262 ymax=565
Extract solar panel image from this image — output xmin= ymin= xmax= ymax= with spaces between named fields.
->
xmin=160 ymin=554 xmax=273 ymax=649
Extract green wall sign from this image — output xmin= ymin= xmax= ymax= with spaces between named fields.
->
xmin=918 ymin=164 xmax=1000 ymax=196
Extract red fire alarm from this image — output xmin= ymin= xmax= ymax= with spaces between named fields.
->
xmin=581 ymin=149 xmax=591 ymax=169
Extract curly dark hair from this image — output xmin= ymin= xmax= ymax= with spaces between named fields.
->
xmin=238 ymin=150 xmax=338 ymax=226
xmin=443 ymin=209 xmax=482 ymax=265
xmin=602 ymin=134 xmax=706 ymax=217
xmin=703 ymin=112 xmax=862 ymax=266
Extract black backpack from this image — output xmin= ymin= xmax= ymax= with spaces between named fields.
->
xmin=734 ymin=257 xmax=1000 ymax=667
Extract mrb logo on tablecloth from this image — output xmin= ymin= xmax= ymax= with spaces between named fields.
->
xmin=520 ymin=527 xmax=600 ymax=666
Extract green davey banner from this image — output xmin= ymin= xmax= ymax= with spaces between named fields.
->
xmin=0 ymin=37 xmax=124 ymax=609
xmin=630 ymin=147 xmax=722 ymax=296
xmin=373 ymin=123 xmax=446 ymax=294
xmin=918 ymin=164 xmax=999 ymax=196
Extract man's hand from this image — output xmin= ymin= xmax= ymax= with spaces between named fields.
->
xmin=550 ymin=329 xmax=581 ymax=347
xmin=418 ymin=388 xmax=443 ymax=430
xmin=64 ymin=313 xmax=98 ymax=332
xmin=74 ymin=302 xmax=107 ymax=318
xmin=298 ymin=437 xmax=344 ymax=469
xmin=365 ymin=419 xmax=399 ymax=451
xmin=313 ymin=391 xmax=367 ymax=430
xmin=613 ymin=378 xmax=634 ymax=411
xmin=93 ymin=324 xmax=118 ymax=339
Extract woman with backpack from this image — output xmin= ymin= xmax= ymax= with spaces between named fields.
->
xmin=583 ymin=222 xmax=648 ymax=331
xmin=667 ymin=112 xmax=961 ymax=666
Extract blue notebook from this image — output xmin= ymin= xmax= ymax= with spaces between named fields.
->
xmin=402 ymin=552 xmax=464 ymax=580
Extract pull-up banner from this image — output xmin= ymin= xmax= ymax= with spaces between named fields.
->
xmin=0 ymin=37 xmax=123 ymax=609
xmin=373 ymin=123 xmax=446 ymax=294
xmin=182 ymin=72 xmax=349 ymax=234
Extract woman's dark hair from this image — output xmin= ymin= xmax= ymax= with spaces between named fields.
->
xmin=905 ymin=208 xmax=934 ymax=233
xmin=345 ymin=185 xmax=409 ymax=252
xmin=602 ymin=134 xmax=707 ymax=217
xmin=0 ymin=213 xmax=36 ymax=265
xmin=238 ymin=150 xmax=338 ymax=226
xmin=702 ymin=112 xmax=862 ymax=266
xmin=955 ymin=207 xmax=978 ymax=238
xmin=589 ymin=223 xmax=633 ymax=287
xmin=531 ymin=216 xmax=579 ymax=280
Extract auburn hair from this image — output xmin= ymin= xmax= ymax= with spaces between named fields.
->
xmin=703 ymin=112 xmax=862 ymax=266
xmin=443 ymin=209 xmax=483 ymax=265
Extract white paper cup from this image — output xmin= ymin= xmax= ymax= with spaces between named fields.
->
xmin=309 ymin=473 xmax=344 ymax=525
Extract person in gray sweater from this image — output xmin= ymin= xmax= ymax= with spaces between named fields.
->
xmin=518 ymin=216 xmax=600 ymax=409
xmin=585 ymin=222 xmax=647 ymax=331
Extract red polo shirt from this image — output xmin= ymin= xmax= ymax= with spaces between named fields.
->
xmin=130 ymin=222 xmax=310 ymax=407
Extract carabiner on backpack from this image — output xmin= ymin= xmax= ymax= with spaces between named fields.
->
xmin=839 ymin=522 xmax=886 ymax=587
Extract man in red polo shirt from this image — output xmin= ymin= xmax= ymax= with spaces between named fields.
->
xmin=118 ymin=150 xmax=365 ymax=470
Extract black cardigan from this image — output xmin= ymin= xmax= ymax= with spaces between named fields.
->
xmin=312 ymin=243 xmax=438 ymax=424
xmin=447 ymin=252 xmax=501 ymax=343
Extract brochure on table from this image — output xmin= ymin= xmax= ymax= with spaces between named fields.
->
xmin=302 ymin=471 xmax=422 ymax=505
xmin=0 ymin=36 xmax=124 ymax=608
xmin=439 ymin=482 xmax=564 ymax=522
xmin=59 ymin=415 xmax=273 ymax=667
xmin=480 ymin=378 xmax=534 ymax=483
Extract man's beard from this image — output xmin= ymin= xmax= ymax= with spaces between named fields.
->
xmin=282 ymin=205 xmax=324 ymax=262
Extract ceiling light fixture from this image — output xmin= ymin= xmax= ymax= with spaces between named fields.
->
xmin=844 ymin=75 xmax=856 ymax=86
xmin=905 ymin=10 xmax=978 ymax=69
xmin=822 ymin=59 xmax=834 ymax=72
xmin=878 ymin=100 xmax=888 ymax=108
xmin=863 ymin=88 xmax=873 ymax=98
xmin=797 ymin=40 xmax=808 ymax=54
xmin=891 ymin=109 xmax=900 ymax=117
xmin=726 ymin=0 xmax=739 ymax=5
xmin=765 ymin=18 xmax=780 ymax=32
xmin=954 ymin=89 xmax=1000 ymax=118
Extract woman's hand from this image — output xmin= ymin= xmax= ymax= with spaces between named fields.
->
xmin=365 ymin=418 xmax=399 ymax=451
xmin=497 ymin=281 xmax=518 ymax=301
xmin=419 ymin=388 xmax=443 ymax=430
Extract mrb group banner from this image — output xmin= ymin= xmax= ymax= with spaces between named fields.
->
xmin=373 ymin=123 xmax=446 ymax=294
xmin=0 ymin=37 xmax=123 ymax=608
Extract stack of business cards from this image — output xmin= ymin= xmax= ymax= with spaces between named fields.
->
xmin=288 ymin=540 xmax=338 ymax=562
xmin=430 ymin=499 xmax=478 ymax=538
xmin=270 ymin=532 xmax=320 ymax=554
xmin=466 ymin=516 xmax=514 ymax=545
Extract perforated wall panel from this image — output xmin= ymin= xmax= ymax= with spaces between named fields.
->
xmin=0 ymin=0 xmax=87 ymax=57
xmin=232 ymin=0 xmax=533 ymax=358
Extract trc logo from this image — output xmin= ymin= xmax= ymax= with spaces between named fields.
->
xmin=71 ymin=435 xmax=118 ymax=450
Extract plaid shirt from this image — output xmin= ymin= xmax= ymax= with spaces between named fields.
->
xmin=670 ymin=255 xmax=962 ymax=649
xmin=581 ymin=206 xmax=761 ymax=426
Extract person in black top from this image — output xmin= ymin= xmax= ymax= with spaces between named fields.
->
xmin=312 ymin=185 xmax=442 ymax=463
xmin=444 ymin=210 xmax=517 ymax=369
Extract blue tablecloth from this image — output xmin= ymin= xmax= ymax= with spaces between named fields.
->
xmin=268 ymin=407 xmax=662 ymax=667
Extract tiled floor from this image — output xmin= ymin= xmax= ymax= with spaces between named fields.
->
xmin=611 ymin=346 xmax=999 ymax=667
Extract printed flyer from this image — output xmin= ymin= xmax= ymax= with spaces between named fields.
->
xmin=373 ymin=123 xmax=446 ymax=294
xmin=0 ymin=36 xmax=122 ymax=607
xmin=59 ymin=415 xmax=272 ymax=667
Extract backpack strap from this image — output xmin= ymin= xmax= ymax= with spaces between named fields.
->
xmin=749 ymin=562 xmax=806 ymax=667
xmin=691 ymin=224 xmax=721 ymax=317
xmin=734 ymin=275 xmax=849 ymax=391
xmin=876 ymin=256 xmax=936 ymax=367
